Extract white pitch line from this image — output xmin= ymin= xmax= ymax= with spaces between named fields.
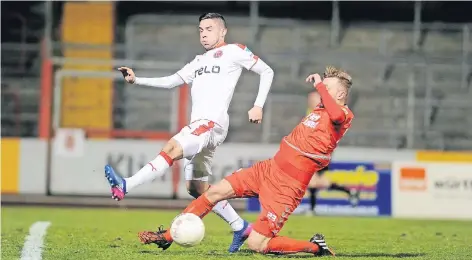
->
xmin=20 ymin=221 xmax=51 ymax=260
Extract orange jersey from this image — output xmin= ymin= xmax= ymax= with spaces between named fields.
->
xmin=292 ymin=105 xmax=354 ymax=155
xmin=274 ymin=104 xmax=354 ymax=185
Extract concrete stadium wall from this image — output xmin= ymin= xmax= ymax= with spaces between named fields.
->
xmin=1 ymin=138 xmax=471 ymax=220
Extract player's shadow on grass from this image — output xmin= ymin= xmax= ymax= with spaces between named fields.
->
xmin=139 ymin=250 xmax=425 ymax=258
xmin=139 ymin=249 xmax=256 ymax=257
xmin=336 ymin=253 xmax=426 ymax=258
xmin=264 ymin=252 xmax=426 ymax=258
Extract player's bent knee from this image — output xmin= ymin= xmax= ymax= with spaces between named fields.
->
xmin=205 ymin=179 xmax=236 ymax=203
xmin=186 ymin=180 xmax=209 ymax=199
xmin=247 ymin=231 xmax=271 ymax=253
xmin=171 ymin=132 xmax=205 ymax=159
xmin=162 ymin=139 xmax=184 ymax=160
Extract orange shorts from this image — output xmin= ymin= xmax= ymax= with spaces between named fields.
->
xmin=225 ymin=159 xmax=307 ymax=237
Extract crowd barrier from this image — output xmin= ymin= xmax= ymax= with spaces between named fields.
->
xmin=1 ymin=137 xmax=471 ymax=220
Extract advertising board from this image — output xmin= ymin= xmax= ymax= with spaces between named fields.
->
xmin=50 ymin=140 xmax=177 ymax=197
xmin=247 ymin=161 xmax=392 ymax=216
xmin=1 ymin=138 xmax=48 ymax=195
xmin=1 ymin=138 xmax=20 ymax=194
xmin=49 ymin=141 xmax=277 ymax=199
xmin=49 ymin=140 xmax=413 ymax=204
xmin=392 ymin=161 xmax=472 ymax=220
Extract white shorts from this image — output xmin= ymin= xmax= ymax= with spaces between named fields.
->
xmin=172 ymin=120 xmax=227 ymax=181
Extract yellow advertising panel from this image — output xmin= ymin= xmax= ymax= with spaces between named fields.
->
xmin=1 ymin=138 xmax=20 ymax=193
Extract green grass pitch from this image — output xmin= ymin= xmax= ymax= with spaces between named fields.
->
xmin=2 ymin=206 xmax=472 ymax=260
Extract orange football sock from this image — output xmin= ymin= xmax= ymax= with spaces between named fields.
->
xmin=264 ymin=236 xmax=319 ymax=255
xmin=164 ymin=195 xmax=215 ymax=242
xmin=163 ymin=229 xmax=173 ymax=242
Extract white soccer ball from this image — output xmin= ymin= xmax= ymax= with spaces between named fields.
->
xmin=170 ymin=213 xmax=205 ymax=247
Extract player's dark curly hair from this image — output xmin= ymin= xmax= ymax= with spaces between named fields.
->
xmin=199 ymin=13 xmax=227 ymax=28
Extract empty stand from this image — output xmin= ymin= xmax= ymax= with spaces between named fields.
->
xmin=120 ymin=15 xmax=472 ymax=149
xmin=2 ymin=13 xmax=471 ymax=149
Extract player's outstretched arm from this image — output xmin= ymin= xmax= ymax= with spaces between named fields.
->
xmin=134 ymin=74 xmax=185 ymax=89
xmin=306 ymin=74 xmax=346 ymax=124
xmin=118 ymin=67 xmax=185 ymax=89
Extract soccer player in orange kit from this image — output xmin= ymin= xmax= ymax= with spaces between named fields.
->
xmin=138 ymin=66 xmax=354 ymax=256
xmin=306 ymin=91 xmax=360 ymax=216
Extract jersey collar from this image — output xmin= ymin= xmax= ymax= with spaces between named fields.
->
xmin=208 ymin=42 xmax=227 ymax=51
xmin=317 ymin=103 xmax=347 ymax=109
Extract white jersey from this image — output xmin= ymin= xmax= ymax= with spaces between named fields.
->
xmin=176 ymin=43 xmax=259 ymax=130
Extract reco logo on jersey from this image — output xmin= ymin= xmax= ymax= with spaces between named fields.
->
xmin=194 ymin=65 xmax=221 ymax=78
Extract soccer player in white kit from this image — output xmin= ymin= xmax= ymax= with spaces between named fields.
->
xmin=104 ymin=13 xmax=274 ymax=253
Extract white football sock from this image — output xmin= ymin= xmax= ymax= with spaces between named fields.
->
xmin=212 ymin=200 xmax=245 ymax=232
xmin=125 ymin=155 xmax=171 ymax=191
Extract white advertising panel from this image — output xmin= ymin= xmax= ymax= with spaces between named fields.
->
xmin=19 ymin=139 xmax=48 ymax=194
xmin=50 ymin=140 xmax=177 ymax=197
xmin=392 ymin=161 xmax=472 ymax=220
xmin=54 ymin=128 xmax=85 ymax=157
xmin=49 ymin=141 xmax=278 ymax=198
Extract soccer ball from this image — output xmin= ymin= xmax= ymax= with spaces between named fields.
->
xmin=170 ymin=213 xmax=205 ymax=247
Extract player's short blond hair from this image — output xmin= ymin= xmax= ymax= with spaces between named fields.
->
xmin=323 ymin=66 xmax=352 ymax=90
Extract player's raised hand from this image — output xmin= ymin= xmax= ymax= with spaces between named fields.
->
xmin=118 ymin=67 xmax=136 ymax=84
xmin=248 ymin=106 xmax=263 ymax=124
xmin=305 ymin=73 xmax=323 ymax=87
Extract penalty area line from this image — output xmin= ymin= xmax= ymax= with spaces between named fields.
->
xmin=20 ymin=221 xmax=51 ymax=260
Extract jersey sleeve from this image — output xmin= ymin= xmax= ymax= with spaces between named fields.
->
xmin=231 ymin=44 xmax=260 ymax=70
xmin=341 ymin=107 xmax=354 ymax=129
xmin=176 ymin=57 xmax=197 ymax=84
